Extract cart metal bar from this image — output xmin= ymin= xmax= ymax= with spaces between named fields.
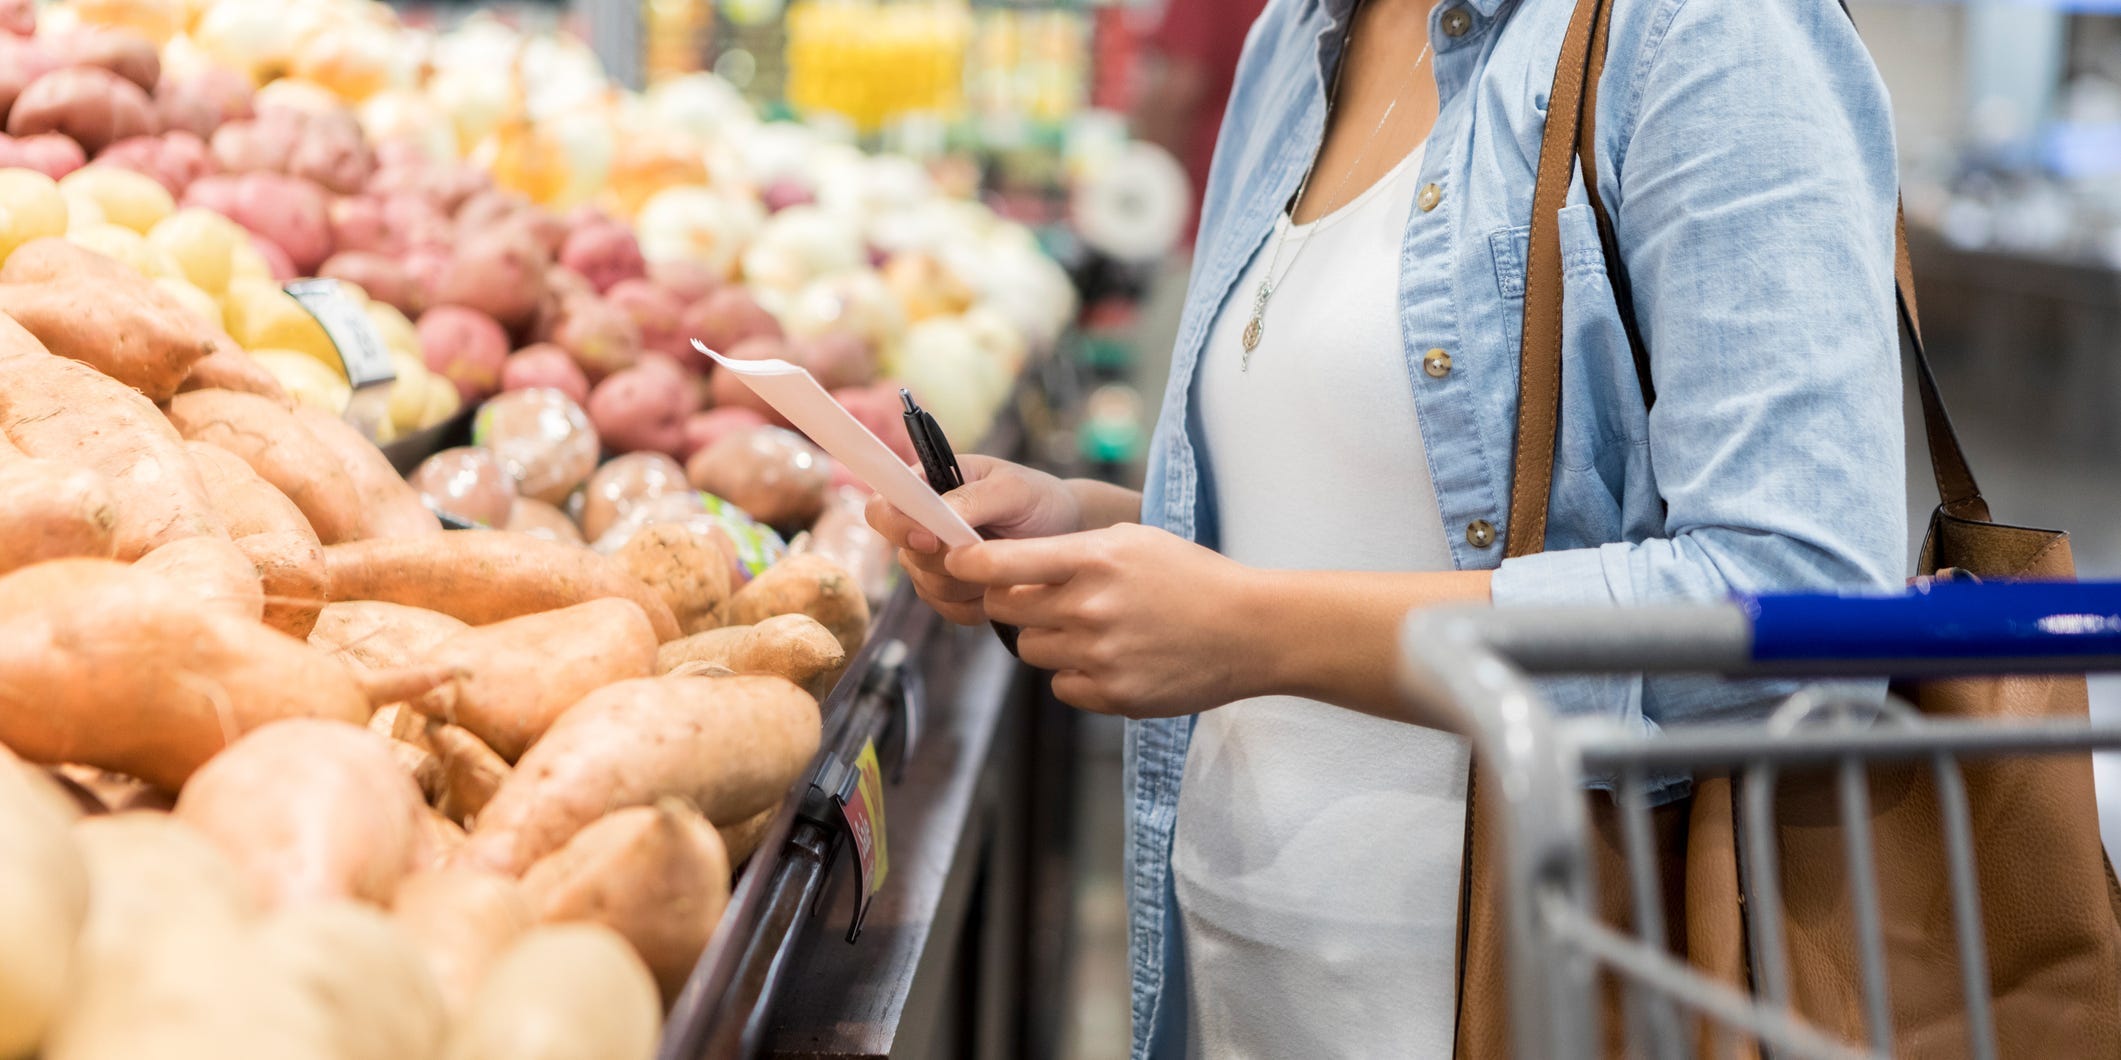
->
xmin=1397 ymin=582 xmax=2121 ymax=1060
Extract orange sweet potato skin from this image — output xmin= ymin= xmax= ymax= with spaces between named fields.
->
xmin=185 ymin=441 xmax=326 ymax=636
xmin=0 ymin=560 xmax=371 ymax=789
xmin=0 ymin=316 xmax=222 ymax=558
xmin=412 ymin=598 xmax=657 ymax=762
xmin=135 ymin=534 xmax=264 ymax=622
xmin=177 ymin=341 xmax=293 ymax=405
xmin=0 ymin=239 xmax=220 ymax=402
xmin=324 ymin=532 xmax=681 ymax=642
xmin=309 ymin=600 xmax=468 ymax=672
xmin=291 ymin=405 xmax=441 ymax=539
xmin=165 ymin=388 xmax=369 ymax=545
xmin=0 ymin=458 xmax=118 ymax=575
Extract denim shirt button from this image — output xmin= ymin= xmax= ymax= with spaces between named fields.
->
xmin=1440 ymin=7 xmax=1473 ymax=38
xmin=1418 ymin=182 xmax=1444 ymax=212
xmin=1466 ymin=519 xmax=1498 ymax=548
xmin=1423 ymin=348 xmax=1453 ymax=378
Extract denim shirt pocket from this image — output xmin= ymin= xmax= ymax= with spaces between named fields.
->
xmin=1487 ymin=203 xmax=1651 ymax=476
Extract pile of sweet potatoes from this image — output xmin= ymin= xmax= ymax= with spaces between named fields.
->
xmin=0 ymin=245 xmax=880 ymax=1058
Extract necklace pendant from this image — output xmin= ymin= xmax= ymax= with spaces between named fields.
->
xmin=1241 ymin=313 xmax=1263 ymax=356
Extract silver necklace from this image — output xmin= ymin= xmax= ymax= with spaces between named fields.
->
xmin=1241 ymin=33 xmax=1433 ymax=371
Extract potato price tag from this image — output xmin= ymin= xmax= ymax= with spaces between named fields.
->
xmin=832 ymin=740 xmax=889 ymax=941
xmin=285 ymin=279 xmax=396 ymax=389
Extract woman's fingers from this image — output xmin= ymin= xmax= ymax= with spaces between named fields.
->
xmin=866 ymin=494 xmax=940 ymax=554
xmin=982 ymin=581 xmax=1071 ymax=628
xmin=946 ymin=534 xmax=1096 ymax=588
xmin=904 ymin=558 xmax=985 ymax=605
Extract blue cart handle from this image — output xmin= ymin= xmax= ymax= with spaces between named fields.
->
xmin=1744 ymin=580 xmax=2121 ymax=668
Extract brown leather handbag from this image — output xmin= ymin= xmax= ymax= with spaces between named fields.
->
xmin=1451 ymin=0 xmax=2121 ymax=1055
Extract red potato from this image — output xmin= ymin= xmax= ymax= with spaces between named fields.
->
xmin=185 ymin=440 xmax=326 ymax=634
xmin=165 ymin=388 xmax=367 ymax=544
xmin=234 ymin=172 xmax=332 ymax=274
xmin=557 ymin=222 xmax=646 ymax=293
xmin=0 ymin=0 xmax=27 ymax=34
xmin=0 ymin=35 xmax=59 ymax=125
xmin=551 ymin=294 xmax=643 ymax=381
xmin=322 ymin=531 xmax=682 ymax=642
xmin=791 ymin=331 xmax=876 ymax=391
xmin=136 ymin=534 xmax=265 ymax=623
xmin=635 ymin=351 xmax=710 ymax=413
xmin=410 ymin=598 xmax=658 ymax=762
xmin=499 ymin=343 xmax=590 ymax=406
xmin=577 ymin=451 xmax=691 ymax=542
xmin=48 ymin=27 xmax=160 ymax=94
xmin=649 ymin=258 xmax=720 ymax=304
xmin=760 ymin=177 xmax=814 ymax=213
xmin=320 ymin=250 xmax=420 ymax=316
xmin=0 ymin=237 xmax=222 ymax=402
xmin=603 ymin=278 xmax=687 ymax=360
xmin=0 ymin=560 xmax=372 ymax=789
xmin=291 ymin=404 xmax=443 ymax=539
xmin=680 ymin=406 xmax=770 ymax=462
xmin=685 ymin=426 xmax=832 ymax=531
xmin=207 ymin=110 xmax=300 ymax=173
xmin=96 ymin=129 xmax=217 ymax=196
xmin=402 ymin=242 xmax=452 ymax=297
xmin=683 ymin=286 xmax=782 ymax=356
xmin=6 ymin=66 xmax=155 ymax=159
xmin=153 ymin=67 xmax=253 ymax=140
xmin=175 ymin=719 xmax=427 ymax=908
xmin=309 ymin=600 xmax=469 ymax=673
xmin=587 ymin=363 xmax=688 ymax=456
xmin=179 ymin=340 xmax=294 ymax=404
xmin=419 ymin=305 xmax=511 ymax=403
xmin=472 ymin=388 xmax=599 ymax=505
xmin=435 ymin=224 xmax=548 ymax=335
xmin=504 ymin=497 xmax=582 ymax=544
xmin=0 ymin=132 xmax=85 ymax=179
xmin=328 ymin=194 xmax=391 ymax=255
xmin=519 ymin=798 xmax=731 ymax=1001
xmin=392 ymin=869 xmax=533 ymax=1017
xmin=177 ymin=171 xmax=241 ymax=217
xmin=0 ymin=317 xmax=221 ymax=556
xmin=283 ymin=107 xmax=374 ymax=195
xmin=408 ymin=447 xmax=516 ymax=529
xmin=6 ymin=64 xmax=153 ymax=154
xmin=458 ymin=674 xmax=822 ymax=874
xmin=248 ymin=231 xmax=296 ymax=281
xmin=0 ymin=458 xmax=117 ymax=576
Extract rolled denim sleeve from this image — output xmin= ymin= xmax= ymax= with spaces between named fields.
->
xmin=1489 ymin=0 xmax=1908 ymax=727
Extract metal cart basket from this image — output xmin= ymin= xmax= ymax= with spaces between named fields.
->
xmin=1399 ymin=581 xmax=2121 ymax=1060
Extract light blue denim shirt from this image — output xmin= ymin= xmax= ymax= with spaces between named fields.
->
xmin=1127 ymin=0 xmax=1908 ymax=1055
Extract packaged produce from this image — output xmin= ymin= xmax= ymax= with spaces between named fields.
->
xmin=472 ymin=388 xmax=599 ymax=506
xmin=575 ymin=451 xmax=692 ymax=542
xmin=798 ymin=485 xmax=896 ymax=606
xmin=685 ymin=425 xmax=832 ymax=532
xmin=407 ymin=446 xmax=515 ymax=529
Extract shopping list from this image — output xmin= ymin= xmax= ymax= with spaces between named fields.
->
xmin=692 ymin=340 xmax=981 ymax=549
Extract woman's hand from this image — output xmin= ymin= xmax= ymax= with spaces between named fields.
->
xmin=865 ymin=455 xmax=1084 ymax=626
xmin=946 ymin=523 xmax=1272 ymax=718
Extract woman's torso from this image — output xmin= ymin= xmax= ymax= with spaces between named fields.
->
xmin=1177 ymin=143 xmax=1470 ymax=1058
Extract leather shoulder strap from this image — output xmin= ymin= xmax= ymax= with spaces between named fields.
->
xmin=1518 ymin=0 xmax=1991 ymax=557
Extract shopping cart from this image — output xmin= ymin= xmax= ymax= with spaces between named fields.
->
xmin=1398 ymin=581 xmax=2121 ymax=1060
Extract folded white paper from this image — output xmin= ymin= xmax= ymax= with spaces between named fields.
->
xmin=693 ymin=340 xmax=981 ymax=549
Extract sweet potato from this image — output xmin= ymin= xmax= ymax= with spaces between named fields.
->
xmin=44 ymin=916 xmax=320 ymax=1060
xmin=615 ymin=523 xmax=732 ymax=636
xmin=0 ymin=745 xmax=88 ymax=1059
xmin=186 ymin=440 xmax=326 ymax=636
xmin=0 ymin=560 xmax=371 ymax=788
xmin=655 ymin=614 xmax=846 ymax=698
xmin=459 ymin=675 xmax=821 ymax=874
xmin=178 ymin=339 xmax=293 ymax=403
xmin=428 ymin=724 xmax=511 ymax=827
xmin=175 ymin=719 xmax=427 ymax=908
xmin=69 ymin=813 xmax=257 ymax=979
xmin=251 ymin=903 xmax=447 ymax=1060
xmin=520 ymin=798 xmax=731 ymax=1001
xmin=418 ymin=808 xmax=469 ymax=868
xmin=441 ymin=924 xmax=660 ymax=1060
xmin=290 ymin=404 xmax=443 ymax=539
xmin=0 ymin=237 xmax=219 ymax=401
xmin=324 ymin=531 xmax=681 ymax=641
xmin=136 ymin=533 xmax=265 ymax=623
xmin=5 ymin=66 xmax=155 ymax=155
xmin=578 ymin=451 xmax=691 ymax=542
xmin=412 ymin=599 xmax=658 ymax=762
xmin=392 ymin=869 xmax=533 ymax=1016
xmin=685 ymin=426 xmax=832 ymax=531
xmin=0 ymin=457 xmax=116 ymax=575
xmin=0 ymin=322 xmax=218 ymax=556
xmin=717 ymin=808 xmax=776 ymax=868
xmin=166 ymin=388 xmax=368 ymax=544
xmin=728 ymin=553 xmax=870 ymax=655
xmin=309 ymin=600 xmax=469 ymax=672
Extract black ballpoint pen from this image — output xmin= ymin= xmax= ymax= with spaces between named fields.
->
xmin=900 ymin=389 xmax=1022 ymax=658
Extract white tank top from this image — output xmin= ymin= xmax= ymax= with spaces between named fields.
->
xmin=1175 ymin=144 xmax=1471 ymax=1059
